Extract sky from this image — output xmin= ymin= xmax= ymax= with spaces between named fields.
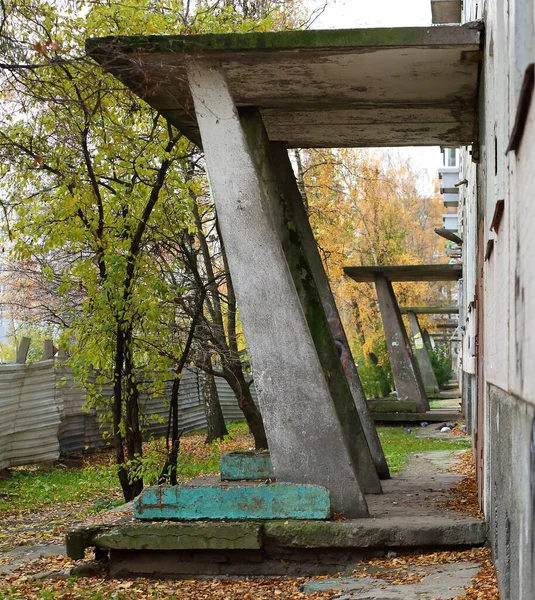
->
xmin=303 ymin=0 xmax=443 ymax=195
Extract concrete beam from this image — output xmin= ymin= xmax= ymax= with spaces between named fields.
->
xmin=134 ymin=482 xmax=332 ymax=521
xmin=220 ymin=452 xmax=274 ymax=481
xmin=187 ymin=63 xmax=370 ymax=516
xmin=373 ymin=275 xmax=429 ymax=412
xmin=268 ymin=142 xmax=389 ymax=481
xmin=400 ymin=306 xmax=459 ymax=314
xmin=422 ymin=329 xmax=434 ymax=352
xmin=345 ymin=264 xmax=462 ymax=282
xmin=407 ymin=312 xmax=439 ymax=393
xmin=86 ymin=24 xmax=481 ymax=149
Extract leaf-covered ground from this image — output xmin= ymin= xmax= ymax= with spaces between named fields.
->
xmin=0 ymin=426 xmax=497 ymax=599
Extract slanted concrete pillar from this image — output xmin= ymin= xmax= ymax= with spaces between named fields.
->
xmin=268 ymin=141 xmax=389 ymax=481
xmin=373 ymin=275 xmax=429 ymax=412
xmin=187 ymin=63 xmax=370 ymax=516
xmin=407 ymin=312 xmax=439 ymax=393
xmin=239 ymin=113 xmax=381 ymax=493
xmin=422 ymin=328 xmax=434 ymax=352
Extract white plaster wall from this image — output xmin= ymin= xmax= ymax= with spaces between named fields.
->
xmin=461 ymin=0 xmax=535 ymax=596
xmin=459 ymin=151 xmax=477 ymax=376
xmin=510 ymin=101 xmax=535 ymax=402
xmin=462 ymin=0 xmax=535 ymax=403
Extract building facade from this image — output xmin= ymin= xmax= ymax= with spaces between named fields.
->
xmin=454 ymin=0 xmax=535 ymax=596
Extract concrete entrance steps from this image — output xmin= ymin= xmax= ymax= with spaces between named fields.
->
xmin=66 ymin=468 xmax=485 ymax=577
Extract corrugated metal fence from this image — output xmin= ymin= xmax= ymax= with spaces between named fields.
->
xmin=0 ymin=360 xmax=60 ymax=470
xmin=0 ymin=360 xmax=256 ymax=468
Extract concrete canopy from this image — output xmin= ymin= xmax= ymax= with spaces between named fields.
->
xmin=86 ymin=24 xmax=482 ymax=148
xmin=344 ymin=264 xmax=462 ymax=282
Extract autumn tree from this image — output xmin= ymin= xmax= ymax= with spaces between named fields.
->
xmin=187 ymin=191 xmax=267 ymax=448
xmin=300 ymin=148 xmax=447 ymax=396
xmin=0 ymin=0 xmax=307 ymax=496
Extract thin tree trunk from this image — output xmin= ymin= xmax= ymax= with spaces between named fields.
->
xmin=202 ymin=358 xmax=228 ymax=444
xmin=223 ymin=362 xmax=268 ymax=450
xmin=112 ymin=326 xmax=133 ymax=502
xmin=124 ymin=328 xmax=143 ymax=498
xmin=162 ymin=288 xmax=206 ymax=484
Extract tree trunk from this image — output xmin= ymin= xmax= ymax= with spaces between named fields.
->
xmin=123 ymin=328 xmax=143 ymax=498
xmin=202 ymin=363 xmax=228 ymax=444
xmin=223 ymin=362 xmax=268 ymax=450
xmin=112 ymin=326 xmax=131 ymax=501
xmin=163 ymin=289 xmax=206 ymax=484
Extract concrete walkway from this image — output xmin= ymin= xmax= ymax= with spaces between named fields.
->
xmin=299 ymin=450 xmax=486 ymax=598
xmin=302 ymin=561 xmax=480 ymax=598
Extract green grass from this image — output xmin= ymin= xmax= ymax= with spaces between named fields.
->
xmin=377 ymin=425 xmax=471 ymax=474
xmin=0 ymin=423 xmax=470 ymax=515
xmin=0 ymin=462 xmax=120 ymax=515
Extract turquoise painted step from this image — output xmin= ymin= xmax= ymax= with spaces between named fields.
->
xmin=220 ymin=451 xmax=274 ymax=481
xmin=134 ymin=483 xmax=331 ymax=521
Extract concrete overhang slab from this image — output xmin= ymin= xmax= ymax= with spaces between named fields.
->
xmin=344 ymin=264 xmax=462 ymax=282
xmin=86 ymin=24 xmax=482 ymax=148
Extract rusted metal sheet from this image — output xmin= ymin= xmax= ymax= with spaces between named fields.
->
xmin=0 ymin=360 xmax=60 ymax=469
xmin=0 ymin=362 xmax=253 ymax=464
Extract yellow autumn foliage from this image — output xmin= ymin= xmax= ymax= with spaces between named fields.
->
xmin=301 ymin=148 xmax=453 ymax=371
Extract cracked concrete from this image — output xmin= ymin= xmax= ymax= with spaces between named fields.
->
xmin=302 ymin=561 xmax=480 ymax=598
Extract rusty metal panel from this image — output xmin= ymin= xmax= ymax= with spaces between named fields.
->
xmin=0 ymin=360 xmax=60 ymax=469
xmin=216 ymin=376 xmax=258 ymax=423
xmin=0 ymin=361 xmax=254 ymax=463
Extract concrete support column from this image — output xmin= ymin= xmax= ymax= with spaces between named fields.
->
xmin=239 ymin=115 xmax=381 ymax=493
xmin=268 ymin=142 xmax=389 ymax=480
xmin=187 ymin=62 xmax=371 ymax=516
xmin=373 ymin=275 xmax=429 ymax=412
xmin=407 ymin=312 xmax=439 ymax=393
xmin=422 ymin=328 xmax=434 ymax=352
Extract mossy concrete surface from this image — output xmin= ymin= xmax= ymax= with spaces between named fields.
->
xmin=85 ymin=25 xmax=481 ymax=149
xmin=86 ymin=24 xmax=481 ymax=57
xmin=66 ymin=465 xmax=486 ymax=570
xmin=67 ymin=521 xmax=262 ymax=559
xmin=368 ymin=399 xmax=419 ymax=413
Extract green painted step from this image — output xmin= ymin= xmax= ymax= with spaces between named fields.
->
xmin=220 ymin=451 xmax=274 ymax=481
xmin=134 ymin=482 xmax=331 ymax=521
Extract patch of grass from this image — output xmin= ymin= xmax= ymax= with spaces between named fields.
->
xmin=429 ymin=399 xmax=460 ymax=409
xmin=377 ymin=426 xmax=471 ymax=474
xmin=0 ymin=423 xmax=251 ymax=515
xmin=0 ymin=423 xmax=470 ymax=516
xmin=0 ymin=462 xmax=119 ymax=515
